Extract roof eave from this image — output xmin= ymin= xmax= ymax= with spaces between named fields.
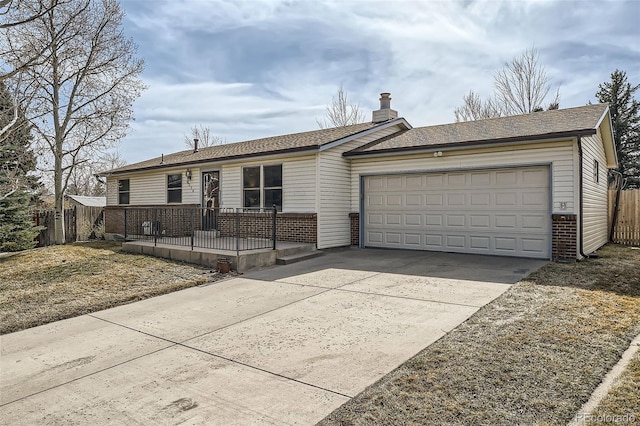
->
xmin=595 ymin=107 xmax=618 ymax=168
xmin=319 ymin=117 xmax=412 ymax=152
xmin=343 ymin=129 xmax=596 ymax=158
xmin=100 ymin=145 xmax=319 ymax=176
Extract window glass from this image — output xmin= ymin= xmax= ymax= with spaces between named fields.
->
xmin=243 ymin=167 xmax=260 ymax=189
xmin=593 ymin=160 xmax=600 ymax=183
xmin=264 ymin=189 xmax=282 ymax=211
xmin=118 ymin=179 xmax=130 ymax=205
xmin=244 ymin=190 xmax=261 ymax=208
xmin=264 ymin=164 xmax=282 ymax=187
xmin=167 ymin=174 xmax=182 ymax=203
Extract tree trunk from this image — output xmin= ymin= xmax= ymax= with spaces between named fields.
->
xmin=54 ymin=153 xmax=65 ymax=244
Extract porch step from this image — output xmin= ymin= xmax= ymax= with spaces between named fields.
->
xmin=276 ymin=250 xmax=324 ymax=265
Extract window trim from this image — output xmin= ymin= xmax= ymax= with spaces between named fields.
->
xmin=242 ymin=164 xmax=283 ymax=210
xmin=167 ymin=173 xmax=183 ymax=204
xmin=118 ymin=179 xmax=130 ymax=205
xmin=593 ymin=159 xmax=600 ymax=184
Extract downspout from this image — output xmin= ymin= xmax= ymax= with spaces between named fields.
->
xmin=577 ymin=137 xmax=589 ymax=259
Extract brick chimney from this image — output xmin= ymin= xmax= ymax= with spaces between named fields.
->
xmin=372 ymin=92 xmax=398 ymax=123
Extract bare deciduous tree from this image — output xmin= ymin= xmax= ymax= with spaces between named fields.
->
xmin=183 ymin=125 xmax=223 ymax=149
xmin=5 ymin=0 xmax=145 ymax=244
xmin=455 ymin=48 xmax=560 ymax=122
xmin=67 ymin=150 xmax=126 ymax=196
xmin=316 ymin=85 xmax=366 ymax=129
xmin=454 ymin=90 xmax=504 ymax=122
xmin=0 ymin=0 xmax=62 ymax=82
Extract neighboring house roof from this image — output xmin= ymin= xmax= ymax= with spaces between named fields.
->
xmin=345 ymin=103 xmax=611 ymax=157
xmin=65 ymin=195 xmax=107 ymax=207
xmin=104 ymin=120 xmax=408 ymax=175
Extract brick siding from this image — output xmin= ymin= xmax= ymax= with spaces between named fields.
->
xmin=105 ymin=205 xmax=317 ymax=244
xmin=552 ymin=214 xmax=577 ymax=261
xmin=349 ymin=212 xmax=359 ymax=246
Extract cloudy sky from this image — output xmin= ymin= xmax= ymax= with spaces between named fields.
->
xmin=117 ymin=0 xmax=640 ymax=164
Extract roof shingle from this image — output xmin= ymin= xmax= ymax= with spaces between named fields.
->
xmin=105 ymin=121 xmax=380 ymax=174
xmin=346 ymin=103 xmax=608 ymax=156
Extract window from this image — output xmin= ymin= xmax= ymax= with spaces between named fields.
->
xmin=593 ymin=160 xmax=600 ymax=183
xmin=167 ymin=173 xmax=182 ymax=203
xmin=118 ymin=179 xmax=130 ymax=205
xmin=243 ymin=166 xmax=261 ymax=208
xmin=243 ymin=164 xmax=282 ymax=210
xmin=264 ymin=164 xmax=282 ymax=210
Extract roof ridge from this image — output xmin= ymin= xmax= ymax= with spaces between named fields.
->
xmin=411 ymin=102 xmax=609 ymax=131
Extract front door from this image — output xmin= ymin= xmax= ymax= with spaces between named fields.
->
xmin=202 ymin=171 xmax=220 ymax=230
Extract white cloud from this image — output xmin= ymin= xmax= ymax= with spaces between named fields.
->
xmin=118 ymin=0 xmax=640 ymax=164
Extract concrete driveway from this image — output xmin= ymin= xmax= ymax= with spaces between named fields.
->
xmin=0 ymin=248 xmax=546 ymax=425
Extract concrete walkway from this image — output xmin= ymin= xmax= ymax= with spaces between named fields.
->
xmin=0 ymin=248 xmax=546 ymax=425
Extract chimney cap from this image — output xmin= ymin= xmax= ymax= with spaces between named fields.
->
xmin=373 ymin=92 xmax=397 ymax=123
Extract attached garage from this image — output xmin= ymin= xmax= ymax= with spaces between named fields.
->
xmin=363 ymin=166 xmax=551 ymax=259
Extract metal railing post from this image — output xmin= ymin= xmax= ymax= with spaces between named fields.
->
xmin=272 ymin=204 xmax=277 ymax=250
xmin=153 ymin=208 xmax=158 ymax=247
xmin=191 ymin=207 xmax=195 ymax=250
xmin=235 ymin=208 xmax=240 ymax=257
xmin=124 ymin=209 xmax=128 ymax=239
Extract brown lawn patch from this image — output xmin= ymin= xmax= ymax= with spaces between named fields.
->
xmin=0 ymin=241 xmax=225 ymax=334
xmin=590 ymin=349 xmax=640 ymax=424
xmin=319 ymin=244 xmax=640 ymax=425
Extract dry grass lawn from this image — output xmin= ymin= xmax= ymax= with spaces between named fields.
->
xmin=0 ymin=241 xmax=221 ymax=335
xmin=319 ymin=244 xmax=640 ymax=425
xmin=590 ymin=349 xmax=640 ymax=424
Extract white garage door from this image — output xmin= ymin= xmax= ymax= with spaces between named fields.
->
xmin=363 ymin=166 xmax=551 ymax=259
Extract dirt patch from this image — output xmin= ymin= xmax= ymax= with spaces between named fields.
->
xmin=0 ymin=241 xmax=232 ymax=334
xmin=319 ymin=244 xmax=640 ymax=425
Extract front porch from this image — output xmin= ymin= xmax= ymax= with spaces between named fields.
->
xmin=123 ymin=239 xmax=318 ymax=272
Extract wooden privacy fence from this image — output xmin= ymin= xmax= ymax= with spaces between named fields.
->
xmin=33 ymin=206 xmax=104 ymax=247
xmin=609 ymin=189 xmax=640 ymax=245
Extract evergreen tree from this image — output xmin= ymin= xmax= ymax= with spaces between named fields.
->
xmin=0 ymin=82 xmax=41 ymax=251
xmin=596 ymin=70 xmax=640 ymax=188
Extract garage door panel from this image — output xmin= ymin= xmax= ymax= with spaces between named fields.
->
xmin=363 ymin=166 xmax=551 ymax=259
xmin=446 ymin=215 xmax=465 ymax=227
xmin=470 ymin=215 xmax=490 ymax=228
xmin=405 ymin=214 xmax=422 ymax=226
xmin=386 ymin=214 xmax=401 ymax=225
xmin=447 ymin=193 xmax=466 ymax=206
xmin=426 ymin=194 xmax=443 ymax=206
xmin=470 ymin=236 xmax=491 ymax=250
xmin=405 ymin=194 xmax=422 ymax=206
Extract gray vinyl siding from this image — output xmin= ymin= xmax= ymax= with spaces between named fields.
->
xmin=105 ymin=168 xmax=200 ymax=205
xmin=317 ymin=125 xmax=405 ymax=249
xmin=581 ymin=132 xmax=609 ymax=254
xmin=220 ymin=155 xmax=316 ymax=212
xmin=350 ymin=140 xmax=576 ymax=214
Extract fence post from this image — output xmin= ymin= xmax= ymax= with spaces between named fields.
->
xmin=124 ymin=209 xmax=128 ymax=239
xmin=191 ymin=208 xmax=195 ymax=250
xmin=272 ymin=204 xmax=277 ymax=250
